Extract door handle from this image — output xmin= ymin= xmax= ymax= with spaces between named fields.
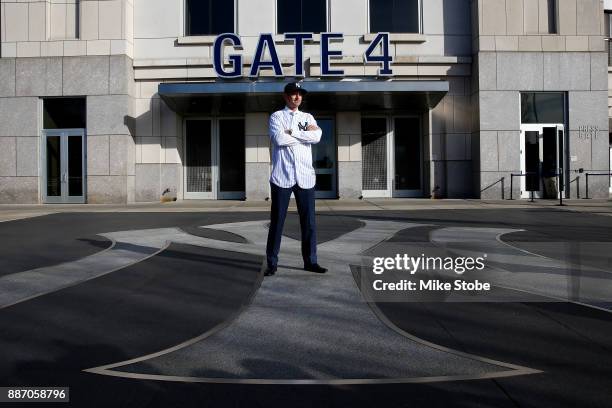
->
xmin=61 ymin=173 xmax=67 ymax=183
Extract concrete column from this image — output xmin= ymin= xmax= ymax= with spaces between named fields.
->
xmin=421 ymin=110 xmax=433 ymax=197
xmin=87 ymin=93 xmax=131 ymax=203
xmin=245 ymin=113 xmax=270 ymax=200
xmin=336 ymin=112 xmax=362 ymax=199
xmin=430 ymin=99 xmax=448 ymax=198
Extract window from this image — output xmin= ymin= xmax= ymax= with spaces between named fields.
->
xmin=369 ymin=0 xmax=420 ymax=33
xmin=605 ymin=11 xmax=612 ymax=65
xmin=186 ymin=0 xmax=234 ymax=36
xmin=525 ymin=0 xmax=557 ymax=34
xmin=362 ymin=118 xmax=387 ymax=191
xmin=277 ymin=0 xmax=327 ymax=34
xmin=43 ymin=98 xmax=86 ymax=129
xmin=49 ymin=0 xmax=80 ymax=39
xmin=544 ymin=0 xmax=557 ymax=33
xmin=520 ymin=93 xmax=564 ymax=124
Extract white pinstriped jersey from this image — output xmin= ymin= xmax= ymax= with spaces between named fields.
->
xmin=269 ymin=107 xmax=322 ymax=189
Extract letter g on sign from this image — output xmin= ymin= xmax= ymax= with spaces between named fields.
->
xmin=213 ymin=33 xmax=244 ymax=78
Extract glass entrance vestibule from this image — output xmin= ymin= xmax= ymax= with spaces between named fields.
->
xmin=183 ymin=117 xmax=338 ymax=200
xmin=183 ymin=115 xmax=424 ymax=200
xmin=160 ymin=80 xmax=447 ymax=201
xmin=519 ymin=92 xmax=568 ymax=199
xmin=41 ymin=97 xmax=87 ymax=204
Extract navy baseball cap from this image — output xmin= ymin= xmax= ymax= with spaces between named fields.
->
xmin=284 ymin=81 xmax=308 ymax=95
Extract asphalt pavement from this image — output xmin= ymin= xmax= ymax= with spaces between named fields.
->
xmin=1 ymin=205 xmax=611 ymax=407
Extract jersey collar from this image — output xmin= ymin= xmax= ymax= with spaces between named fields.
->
xmin=284 ymin=106 xmax=300 ymax=114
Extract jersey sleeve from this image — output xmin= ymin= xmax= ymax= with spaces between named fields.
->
xmin=269 ymin=112 xmax=299 ymax=147
xmin=291 ymin=113 xmax=322 ymax=144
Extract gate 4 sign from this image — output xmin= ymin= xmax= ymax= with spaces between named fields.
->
xmin=213 ymin=32 xmax=393 ymax=78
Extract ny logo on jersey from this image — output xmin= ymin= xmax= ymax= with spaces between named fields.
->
xmin=297 ymin=122 xmax=309 ymax=131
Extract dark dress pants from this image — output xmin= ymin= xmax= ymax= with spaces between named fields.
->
xmin=266 ymin=183 xmax=317 ymax=269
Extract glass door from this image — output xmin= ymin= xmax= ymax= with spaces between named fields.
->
xmin=42 ymin=129 xmax=86 ymax=204
xmin=184 ymin=118 xmax=246 ymax=200
xmin=313 ymin=118 xmax=337 ymax=199
xmin=523 ymin=129 xmax=541 ymax=195
xmin=520 ymin=124 xmax=565 ymax=199
xmin=361 ymin=116 xmax=423 ymax=198
xmin=361 ymin=117 xmax=390 ymax=198
xmin=392 ymin=117 xmax=422 ymax=197
xmin=218 ymin=119 xmax=245 ymax=200
xmin=45 ymin=133 xmax=62 ymax=203
xmin=184 ymin=119 xmax=215 ymax=199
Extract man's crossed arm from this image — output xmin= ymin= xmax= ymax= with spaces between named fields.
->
xmin=269 ymin=114 xmax=322 ymax=147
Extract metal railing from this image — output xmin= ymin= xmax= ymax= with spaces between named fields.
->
xmin=509 ymin=170 xmax=567 ymax=206
xmin=569 ymin=176 xmax=580 ymax=199
xmin=509 ymin=172 xmax=538 ymax=201
xmin=507 ymin=171 xmax=611 ymax=201
xmin=480 ymin=177 xmax=505 ymax=200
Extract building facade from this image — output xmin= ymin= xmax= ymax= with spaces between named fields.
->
xmin=605 ymin=0 xmax=612 ymax=195
xmin=0 ymin=0 xmax=609 ymax=203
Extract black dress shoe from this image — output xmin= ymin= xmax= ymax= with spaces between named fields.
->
xmin=304 ymin=263 xmax=327 ymax=274
xmin=264 ymin=266 xmax=277 ymax=276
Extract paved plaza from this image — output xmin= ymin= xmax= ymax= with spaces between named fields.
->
xmin=1 ymin=200 xmax=612 ymax=407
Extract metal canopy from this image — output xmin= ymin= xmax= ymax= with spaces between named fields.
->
xmin=158 ymin=80 xmax=449 ymax=114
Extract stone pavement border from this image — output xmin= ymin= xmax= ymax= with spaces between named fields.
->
xmin=0 ymin=198 xmax=610 ymax=223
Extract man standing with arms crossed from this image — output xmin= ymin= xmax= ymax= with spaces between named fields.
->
xmin=265 ymin=82 xmax=327 ymax=277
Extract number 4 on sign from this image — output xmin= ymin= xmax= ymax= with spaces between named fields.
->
xmin=364 ymin=33 xmax=393 ymax=76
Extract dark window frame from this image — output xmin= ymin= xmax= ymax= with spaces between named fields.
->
xmin=605 ymin=11 xmax=612 ymax=66
xmin=276 ymin=0 xmax=328 ymax=34
xmin=42 ymin=97 xmax=87 ymax=130
xmin=520 ymin=92 xmax=566 ymax=125
xmin=368 ymin=0 xmax=422 ymax=34
xmin=185 ymin=0 xmax=236 ymax=36
xmin=47 ymin=0 xmax=81 ymax=40
xmin=74 ymin=0 xmax=81 ymax=40
xmin=546 ymin=0 xmax=558 ymax=34
xmin=525 ymin=0 xmax=558 ymax=35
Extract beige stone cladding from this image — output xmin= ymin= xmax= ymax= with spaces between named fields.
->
xmin=0 ymin=54 xmax=135 ymax=204
xmin=132 ymin=80 xmax=183 ymax=202
xmin=336 ymin=112 xmax=362 ymax=199
xmin=128 ymin=0 xmax=474 ymax=200
xmin=244 ymin=113 xmax=270 ymax=201
xmin=1 ymin=0 xmax=134 ymax=59
xmin=0 ymin=0 xmax=136 ymax=203
xmin=430 ymin=77 xmax=474 ymax=198
xmin=6 ymin=1 xmax=607 ymax=202
xmin=473 ymin=0 xmax=609 ymax=199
